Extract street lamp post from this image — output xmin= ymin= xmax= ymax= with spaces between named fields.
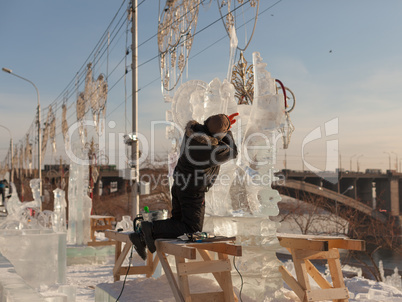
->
xmin=302 ymin=152 xmax=309 ymax=172
xmin=356 ymin=154 xmax=363 ymax=172
xmin=2 ymin=67 xmax=41 ymax=208
xmin=391 ymin=152 xmax=398 ymax=172
xmin=384 ymin=151 xmax=391 ymax=171
xmin=335 ymin=185 xmax=354 ymax=234
xmin=0 ymin=125 xmax=13 ymax=183
xmin=349 ymin=154 xmax=357 ymax=171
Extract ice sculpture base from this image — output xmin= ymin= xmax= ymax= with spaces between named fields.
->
xmin=203 ymin=216 xmax=284 ymax=301
xmin=0 ymin=251 xmax=46 ymax=301
xmin=66 ymin=245 xmax=115 ymax=266
xmin=0 ymin=230 xmax=67 ymax=289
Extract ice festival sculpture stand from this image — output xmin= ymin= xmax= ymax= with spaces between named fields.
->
xmin=166 ymin=52 xmax=286 ymax=301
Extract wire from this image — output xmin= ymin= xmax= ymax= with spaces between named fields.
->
xmin=40 ymin=0 xmax=252 ymax=125
xmin=48 ymin=0 xmax=129 ymax=108
xmin=115 ymin=245 xmax=134 ymax=301
xmin=7 ymin=0 xmax=286 ymax=164
xmin=51 ymin=0 xmax=282 ymax=133
xmin=233 ymin=256 xmax=243 ymax=302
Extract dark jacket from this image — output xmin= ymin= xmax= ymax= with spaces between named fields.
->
xmin=173 ymin=120 xmax=238 ymax=193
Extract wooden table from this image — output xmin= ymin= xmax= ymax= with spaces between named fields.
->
xmin=88 ymin=215 xmax=116 ymax=246
xmin=155 ymin=238 xmax=242 ymax=302
xmin=277 ymin=234 xmax=365 ymax=302
xmin=105 ymin=230 xmax=160 ymax=281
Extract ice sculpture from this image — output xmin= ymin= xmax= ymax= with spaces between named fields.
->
xmin=165 ymin=52 xmax=287 ymax=300
xmin=67 ymin=145 xmax=92 ymax=245
xmin=0 ymin=180 xmax=43 ymax=230
xmin=379 ymin=260 xmax=402 ymax=290
xmin=0 ymin=180 xmax=67 ymax=288
xmin=53 ymin=188 xmax=67 ymax=232
xmin=115 ymin=215 xmax=133 ymax=232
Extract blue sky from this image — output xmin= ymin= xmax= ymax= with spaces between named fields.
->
xmin=1 ymin=0 xmax=402 ymax=173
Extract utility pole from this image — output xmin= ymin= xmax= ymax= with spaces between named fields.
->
xmin=285 ymin=151 xmax=287 ymax=170
xmin=131 ymin=0 xmax=140 ymax=219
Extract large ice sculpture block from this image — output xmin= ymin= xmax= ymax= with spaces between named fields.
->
xmin=165 ymin=51 xmax=288 ymax=299
xmin=0 ymin=231 xmax=66 ymax=289
xmin=67 ymin=145 xmax=91 ymax=245
xmin=53 ymin=188 xmax=67 ymax=232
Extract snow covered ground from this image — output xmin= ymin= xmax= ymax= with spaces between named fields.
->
xmin=58 ymin=252 xmax=402 ymax=302
xmin=1 ymin=195 xmax=401 ymax=301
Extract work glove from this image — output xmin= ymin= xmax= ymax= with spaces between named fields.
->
xmin=227 ymin=113 xmax=239 ymax=129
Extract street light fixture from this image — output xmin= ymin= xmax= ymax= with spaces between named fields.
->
xmin=2 ymin=67 xmax=42 ymax=209
xmin=342 ymin=185 xmax=354 ymax=195
xmin=0 ymin=125 xmax=13 ymax=183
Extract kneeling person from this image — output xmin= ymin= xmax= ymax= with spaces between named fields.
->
xmin=130 ymin=113 xmax=238 ymax=260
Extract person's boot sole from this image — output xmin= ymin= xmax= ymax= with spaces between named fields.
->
xmin=128 ymin=232 xmax=147 ymax=260
xmin=141 ymin=222 xmax=156 ymax=253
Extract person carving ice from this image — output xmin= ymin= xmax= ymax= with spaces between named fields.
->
xmin=130 ymin=113 xmax=239 ymax=260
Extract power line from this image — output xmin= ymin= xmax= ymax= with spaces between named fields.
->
xmin=7 ymin=0 xmax=286 ymax=164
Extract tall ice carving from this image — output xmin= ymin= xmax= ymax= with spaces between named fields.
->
xmin=67 ymin=146 xmax=92 ymax=245
xmin=165 ymin=52 xmax=288 ymax=300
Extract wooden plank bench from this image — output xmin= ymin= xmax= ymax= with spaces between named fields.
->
xmin=277 ymin=234 xmax=365 ymax=302
xmin=88 ymin=215 xmax=116 ymax=246
xmin=105 ymin=230 xmax=160 ymax=281
xmin=155 ymin=238 xmax=242 ymax=302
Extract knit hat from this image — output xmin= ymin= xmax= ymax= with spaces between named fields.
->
xmin=204 ymin=114 xmax=230 ymax=134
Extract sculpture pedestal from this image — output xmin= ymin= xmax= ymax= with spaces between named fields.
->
xmin=204 ymin=216 xmax=283 ymax=301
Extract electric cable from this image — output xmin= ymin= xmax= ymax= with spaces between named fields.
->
xmin=96 ymin=0 xmax=284 ymax=122
xmin=233 ymin=255 xmax=243 ymax=302
xmin=49 ymin=0 xmax=129 ymax=108
xmin=40 ymin=0 xmax=250 ymax=125
xmin=115 ymin=245 xmax=134 ymax=301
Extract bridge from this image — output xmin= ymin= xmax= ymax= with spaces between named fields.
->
xmin=276 ymin=169 xmax=402 ymax=218
xmin=274 ymin=179 xmax=387 ymax=223
xmin=273 ymin=169 xmax=402 ymax=240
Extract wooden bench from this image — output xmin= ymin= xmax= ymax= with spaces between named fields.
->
xmin=88 ymin=215 xmax=116 ymax=246
xmin=105 ymin=230 xmax=160 ymax=282
xmin=155 ymin=238 xmax=242 ymax=302
xmin=277 ymin=234 xmax=365 ymax=302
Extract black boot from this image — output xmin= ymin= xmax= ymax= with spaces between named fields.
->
xmin=141 ymin=221 xmax=156 ymax=253
xmin=129 ymin=232 xmax=147 ymax=260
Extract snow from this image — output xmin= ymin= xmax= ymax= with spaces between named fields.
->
xmin=40 ymin=252 xmax=400 ymax=302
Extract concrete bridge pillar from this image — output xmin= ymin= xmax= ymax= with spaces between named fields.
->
xmin=356 ymin=178 xmax=374 ymax=207
xmin=375 ymin=175 xmax=400 ymax=216
xmin=390 ymin=177 xmax=400 ymax=216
